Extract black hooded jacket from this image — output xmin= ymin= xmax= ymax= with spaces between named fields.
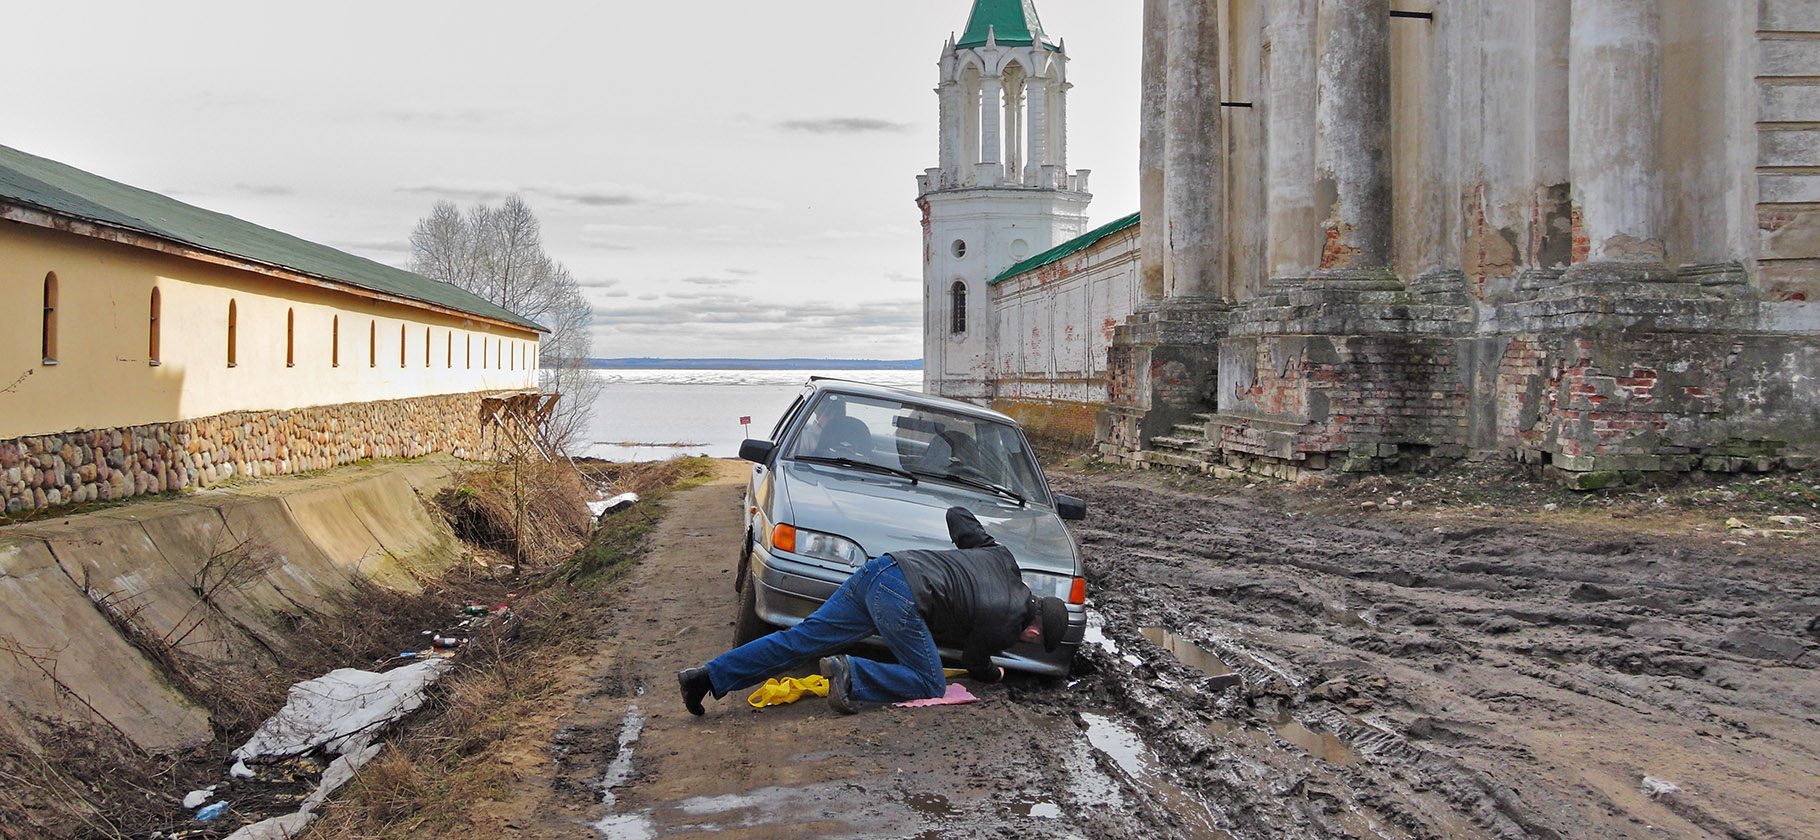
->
xmin=887 ymin=507 xmax=1035 ymax=682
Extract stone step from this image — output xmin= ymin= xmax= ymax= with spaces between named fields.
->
xmin=1192 ymin=413 xmax=1216 ymax=424
xmin=1170 ymin=423 xmax=1208 ymax=438
xmin=1143 ymin=450 xmax=1209 ymax=471
xmin=1149 ymin=436 xmax=1211 ymax=452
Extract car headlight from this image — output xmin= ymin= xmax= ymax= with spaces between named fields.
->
xmin=772 ymin=524 xmax=869 ymax=566
xmin=1023 ymin=571 xmax=1087 ymax=605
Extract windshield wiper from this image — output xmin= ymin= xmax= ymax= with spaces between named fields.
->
xmin=911 ymin=470 xmax=1025 ymax=506
xmin=795 ymin=455 xmax=918 ymax=484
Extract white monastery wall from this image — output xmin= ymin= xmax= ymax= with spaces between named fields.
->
xmin=991 ymin=225 xmax=1142 ymax=407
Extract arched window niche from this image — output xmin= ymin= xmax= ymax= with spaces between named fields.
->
xmin=332 ymin=315 xmax=341 ymax=368
xmin=286 ymin=308 xmax=296 ymax=368
xmin=148 ymin=288 xmax=162 ymax=366
xmin=41 ymin=273 xmax=59 ymax=365
xmin=226 ymin=299 xmax=239 ymax=368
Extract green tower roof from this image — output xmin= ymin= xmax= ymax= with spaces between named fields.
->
xmin=956 ymin=0 xmax=1057 ymax=51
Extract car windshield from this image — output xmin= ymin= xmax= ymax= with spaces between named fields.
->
xmin=784 ymin=392 xmax=1051 ymax=506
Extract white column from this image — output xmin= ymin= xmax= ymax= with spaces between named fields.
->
xmin=1313 ymin=0 xmax=1393 ymax=276
xmin=1027 ymin=76 xmax=1050 ymax=185
xmin=1163 ymin=0 xmax=1223 ymax=298
xmin=939 ymin=81 xmax=962 ymax=187
xmin=1565 ymin=0 xmax=1666 ymax=277
xmin=1266 ymin=0 xmax=1320 ymax=281
xmin=1055 ymin=82 xmax=1070 ymax=174
xmin=1141 ymin=0 xmax=1169 ymax=298
xmin=1005 ymin=74 xmax=1024 ymax=184
xmin=980 ymin=74 xmax=1004 ymax=184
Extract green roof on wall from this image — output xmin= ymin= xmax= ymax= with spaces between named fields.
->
xmin=0 ymin=143 xmax=545 ymax=332
xmin=991 ymin=211 xmax=1141 ymax=285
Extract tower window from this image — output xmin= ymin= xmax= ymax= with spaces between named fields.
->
xmin=41 ymin=273 xmax=58 ymax=365
xmin=226 ymin=299 xmax=238 ymax=367
xmin=950 ymin=281 xmax=968 ymax=334
xmin=286 ymin=308 xmax=296 ymax=367
xmin=951 ymin=240 xmax=968 ymax=259
xmin=148 ymin=288 xmax=162 ymax=366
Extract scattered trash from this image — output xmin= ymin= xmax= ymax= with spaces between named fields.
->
xmin=194 ymin=802 xmax=228 ymax=822
xmin=1640 ymin=776 xmax=1682 ymax=800
xmin=588 ymin=492 xmax=640 ymax=518
xmin=1542 ymin=503 xmax=1560 ymax=512
xmin=235 ymin=659 xmax=454 ymax=762
xmin=182 ymin=787 xmax=218 ymax=809
xmin=230 ymin=760 xmax=256 ymax=779
xmin=1725 ymin=517 xmax=1749 ymax=529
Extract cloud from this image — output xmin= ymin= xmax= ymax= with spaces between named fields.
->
xmin=883 ymin=270 xmax=919 ymax=284
xmin=400 ymin=183 xmax=783 ymax=215
xmin=230 ymin=182 xmax=295 ymax=197
xmin=395 ymin=182 xmax=514 ymax=204
xmin=679 ymin=276 xmax=741 ymax=287
xmin=779 ymin=118 xmax=913 ymax=135
xmin=575 ymin=277 xmax=621 ymax=290
xmin=726 ymin=268 xmax=760 ymax=277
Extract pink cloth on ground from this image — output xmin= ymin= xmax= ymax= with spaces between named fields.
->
xmin=894 ymin=683 xmax=978 ymax=708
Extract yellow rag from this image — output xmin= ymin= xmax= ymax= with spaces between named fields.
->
xmin=746 ymin=675 xmax=830 ymax=708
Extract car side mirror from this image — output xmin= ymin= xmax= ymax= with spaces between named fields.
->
xmin=739 ymin=439 xmax=776 ymax=464
xmin=1055 ymin=494 xmax=1087 ymax=521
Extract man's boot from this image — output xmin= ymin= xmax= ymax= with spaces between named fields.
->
xmin=820 ymin=655 xmax=856 ymax=714
xmin=678 ymin=667 xmax=711 ymax=716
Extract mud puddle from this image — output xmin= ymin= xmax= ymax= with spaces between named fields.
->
xmin=1078 ymin=711 xmax=1234 ymax=840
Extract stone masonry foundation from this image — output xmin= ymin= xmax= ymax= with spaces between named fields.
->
xmin=1 ymin=391 xmax=524 ymax=514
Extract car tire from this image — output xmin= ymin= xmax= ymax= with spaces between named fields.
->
xmin=734 ymin=530 xmax=752 ymax=593
xmin=734 ymin=572 xmax=773 ymax=646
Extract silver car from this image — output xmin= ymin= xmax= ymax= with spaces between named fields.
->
xmin=736 ymin=378 xmax=1087 ymax=676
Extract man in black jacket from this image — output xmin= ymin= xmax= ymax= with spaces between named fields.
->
xmin=678 ymin=506 xmax=1069 ymax=715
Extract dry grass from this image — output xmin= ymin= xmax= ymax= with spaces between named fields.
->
xmin=306 ymin=457 xmax=716 ymax=838
xmin=439 ymin=459 xmax=594 ymax=572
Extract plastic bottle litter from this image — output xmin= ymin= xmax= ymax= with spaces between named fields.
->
xmin=432 ymin=635 xmax=468 ymax=649
xmin=463 ymin=603 xmax=489 ymax=616
xmin=195 ymin=801 xmax=228 ymax=822
xmin=181 ymin=786 xmax=217 ymax=809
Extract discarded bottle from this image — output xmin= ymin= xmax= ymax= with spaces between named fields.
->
xmin=463 ymin=603 xmax=489 ymax=616
xmin=432 ymin=635 xmax=468 ymax=648
xmin=195 ymin=801 xmax=228 ymax=822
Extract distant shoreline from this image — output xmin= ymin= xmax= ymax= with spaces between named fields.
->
xmin=583 ymin=358 xmax=923 ymax=371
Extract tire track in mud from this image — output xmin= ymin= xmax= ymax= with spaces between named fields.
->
xmin=1053 ymin=472 xmax=1820 ymax=840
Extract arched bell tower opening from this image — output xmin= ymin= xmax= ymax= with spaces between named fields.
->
xmin=919 ymin=0 xmax=1093 ymax=402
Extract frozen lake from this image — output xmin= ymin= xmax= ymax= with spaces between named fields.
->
xmin=578 ymin=369 xmax=924 ymax=462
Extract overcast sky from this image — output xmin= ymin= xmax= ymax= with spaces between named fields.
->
xmin=9 ymin=1 xmax=1139 ymax=361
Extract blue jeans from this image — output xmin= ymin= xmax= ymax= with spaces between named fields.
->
xmin=706 ymin=555 xmax=947 ymax=703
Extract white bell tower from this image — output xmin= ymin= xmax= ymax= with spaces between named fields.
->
xmin=918 ymin=0 xmax=1092 ymax=402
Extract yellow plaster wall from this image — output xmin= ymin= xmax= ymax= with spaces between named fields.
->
xmin=0 ymin=222 xmax=541 ymax=439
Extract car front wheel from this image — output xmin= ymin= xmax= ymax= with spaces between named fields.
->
xmin=733 ymin=572 xmax=773 ymax=646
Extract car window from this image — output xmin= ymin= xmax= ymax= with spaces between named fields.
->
xmin=769 ymin=393 xmax=808 ymax=441
xmin=785 ymin=392 xmax=1051 ymax=505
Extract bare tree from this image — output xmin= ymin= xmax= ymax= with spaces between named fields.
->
xmin=411 ymin=197 xmax=600 ymax=453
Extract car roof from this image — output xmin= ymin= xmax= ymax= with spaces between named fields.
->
xmin=806 ymin=377 xmax=1021 ymax=426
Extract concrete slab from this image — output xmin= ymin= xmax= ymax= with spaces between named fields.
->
xmin=340 ymin=472 xmax=461 ymax=586
xmin=0 ymin=536 xmax=210 ymax=752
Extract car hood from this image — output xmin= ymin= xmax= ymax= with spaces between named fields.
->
xmin=777 ymin=461 xmax=1079 ymax=574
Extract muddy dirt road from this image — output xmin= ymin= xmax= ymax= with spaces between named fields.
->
xmin=487 ymin=464 xmax=1818 ymax=839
